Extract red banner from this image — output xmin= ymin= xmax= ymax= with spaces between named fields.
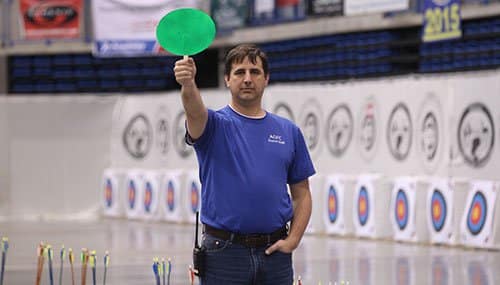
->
xmin=277 ymin=0 xmax=299 ymax=6
xmin=19 ymin=0 xmax=83 ymax=40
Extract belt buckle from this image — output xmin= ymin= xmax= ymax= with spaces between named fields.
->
xmin=244 ymin=234 xmax=264 ymax=247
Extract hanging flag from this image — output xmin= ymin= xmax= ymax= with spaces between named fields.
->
xmin=422 ymin=0 xmax=462 ymax=42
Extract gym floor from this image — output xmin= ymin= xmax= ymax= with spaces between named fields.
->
xmin=0 ymin=219 xmax=499 ymax=284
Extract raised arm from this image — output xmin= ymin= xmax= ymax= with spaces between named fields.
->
xmin=173 ymin=57 xmax=208 ymax=140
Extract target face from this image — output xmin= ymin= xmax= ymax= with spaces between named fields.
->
xmin=431 ymin=189 xmax=447 ymax=232
xmin=359 ymin=98 xmax=377 ymax=162
xmin=326 ymin=104 xmax=353 ymax=157
xmin=174 ymin=111 xmax=194 ymax=158
xmin=128 ymin=180 xmax=136 ymax=210
xmin=387 ymin=103 xmax=413 ymax=161
xmin=466 ymin=192 xmax=487 ymax=235
xmin=166 ymin=180 xmax=175 ymax=212
xmin=190 ymin=182 xmax=200 ymax=213
xmin=104 ymin=179 xmax=113 ymax=208
xmin=298 ymin=99 xmax=322 ymax=158
xmin=328 ymin=185 xmax=339 ymax=223
xmin=421 ymin=112 xmax=439 ymax=161
xmin=395 ymin=189 xmax=409 ymax=230
xmin=358 ymin=186 xmax=370 ymax=226
xmin=144 ymin=182 xmax=153 ymax=213
xmin=273 ymin=102 xmax=295 ymax=123
xmin=457 ymin=103 xmax=494 ymax=168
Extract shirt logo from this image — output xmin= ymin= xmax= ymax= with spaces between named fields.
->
xmin=268 ymin=134 xmax=285 ymax=145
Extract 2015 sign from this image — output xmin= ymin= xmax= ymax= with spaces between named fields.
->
xmin=422 ymin=1 xmax=462 ymax=42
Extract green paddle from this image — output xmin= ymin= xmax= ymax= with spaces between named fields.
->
xmin=156 ymin=8 xmax=216 ymax=59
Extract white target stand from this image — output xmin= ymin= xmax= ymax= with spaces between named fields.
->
xmin=141 ymin=171 xmax=161 ymax=221
xmin=323 ymin=174 xmax=355 ymax=236
xmin=426 ymin=178 xmax=457 ymax=245
xmin=390 ymin=176 xmax=428 ymax=243
xmin=306 ymin=174 xmax=325 ymax=234
xmin=183 ymin=169 xmax=202 ymax=224
xmin=459 ymin=180 xmax=500 ymax=250
xmin=123 ymin=169 xmax=145 ymax=220
xmin=352 ymin=174 xmax=392 ymax=239
xmin=160 ymin=170 xmax=183 ymax=223
xmin=101 ymin=168 xmax=125 ymax=218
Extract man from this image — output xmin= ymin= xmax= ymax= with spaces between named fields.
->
xmin=174 ymin=44 xmax=315 ymax=285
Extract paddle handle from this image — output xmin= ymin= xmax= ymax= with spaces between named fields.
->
xmin=183 ymin=55 xmax=188 ymax=60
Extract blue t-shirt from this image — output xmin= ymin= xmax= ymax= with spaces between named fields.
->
xmin=189 ymin=105 xmax=315 ymax=234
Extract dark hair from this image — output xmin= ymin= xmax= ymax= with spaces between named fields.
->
xmin=224 ymin=44 xmax=269 ymax=77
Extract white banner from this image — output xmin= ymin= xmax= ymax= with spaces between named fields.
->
xmin=344 ymin=0 xmax=409 ymax=15
xmin=91 ymin=0 xmax=198 ymax=56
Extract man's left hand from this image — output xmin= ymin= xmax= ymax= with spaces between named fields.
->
xmin=265 ymin=237 xmax=298 ymax=255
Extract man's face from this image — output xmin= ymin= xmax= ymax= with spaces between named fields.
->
xmin=225 ymin=56 xmax=269 ymax=106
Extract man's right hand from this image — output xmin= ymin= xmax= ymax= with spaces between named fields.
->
xmin=174 ymin=57 xmax=197 ymax=87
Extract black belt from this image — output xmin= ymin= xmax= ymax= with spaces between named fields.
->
xmin=203 ymin=224 xmax=288 ymax=248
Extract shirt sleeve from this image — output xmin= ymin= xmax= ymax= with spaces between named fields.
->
xmin=287 ymin=126 xmax=316 ymax=184
xmin=185 ymin=109 xmax=215 ymax=148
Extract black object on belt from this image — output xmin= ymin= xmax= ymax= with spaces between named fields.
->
xmin=204 ymin=224 xmax=288 ymax=248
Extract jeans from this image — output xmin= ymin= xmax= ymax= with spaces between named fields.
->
xmin=200 ymin=233 xmax=293 ymax=285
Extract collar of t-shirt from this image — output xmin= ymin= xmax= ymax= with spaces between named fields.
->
xmin=227 ymin=104 xmax=267 ymax=119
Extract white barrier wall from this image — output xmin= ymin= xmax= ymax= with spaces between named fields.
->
xmin=4 ymin=96 xmax=117 ymax=218
xmin=3 ymin=70 xmax=500 ymax=248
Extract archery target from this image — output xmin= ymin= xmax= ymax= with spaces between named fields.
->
xmin=353 ymin=175 xmax=380 ymax=238
xmin=457 ymin=103 xmax=494 ymax=168
xmin=142 ymin=171 xmax=160 ymax=220
xmin=395 ymin=189 xmax=409 ymax=230
xmin=160 ymin=171 xmax=183 ymax=222
xmin=391 ymin=177 xmax=417 ymax=241
xmin=124 ymin=170 xmax=144 ymax=219
xmin=431 ymin=190 xmax=446 ymax=232
xmin=328 ymin=185 xmax=339 ymax=223
xmin=387 ymin=102 xmax=413 ymax=161
xmin=325 ymin=104 xmax=353 ymax=157
xmin=358 ymin=96 xmax=379 ymax=162
xmin=427 ymin=178 xmax=455 ymax=244
xmin=323 ymin=176 xmax=347 ymax=235
xmin=298 ymin=98 xmax=323 ymax=159
xmin=460 ymin=180 xmax=498 ymax=248
xmin=101 ymin=169 xmax=123 ymax=217
xmin=416 ymin=94 xmax=444 ymax=174
xmin=467 ymin=192 xmax=487 ymax=235
xmin=184 ymin=170 xmax=201 ymax=224
xmin=358 ymin=186 xmax=370 ymax=226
